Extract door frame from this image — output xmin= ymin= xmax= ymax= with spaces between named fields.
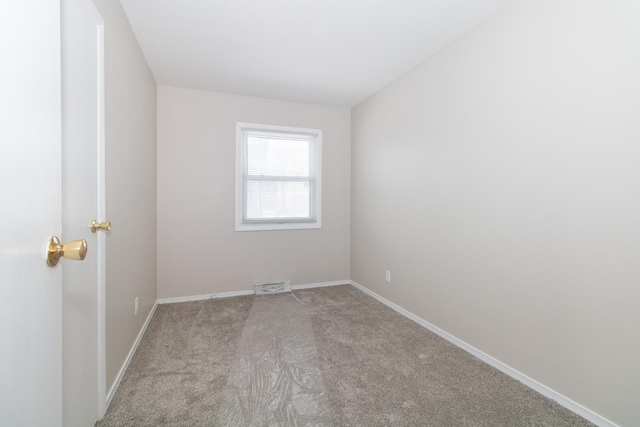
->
xmin=80 ymin=0 xmax=108 ymax=417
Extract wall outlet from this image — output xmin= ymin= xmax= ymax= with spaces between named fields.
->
xmin=134 ymin=297 xmax=139 ymax=315
xmin=385 ymin=270 xmax=391 ymax=283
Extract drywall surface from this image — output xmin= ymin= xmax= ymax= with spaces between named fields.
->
xmin=93 ymin=0 xmax=157 ymax=395
xmin=157 ymin=86 xmax=350 ymax=299
xmin=351 ymin=0 xmax=640 ymax=425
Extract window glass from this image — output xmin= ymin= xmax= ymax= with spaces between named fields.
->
xmin=236 ymin=123 xmax=322 ymax=231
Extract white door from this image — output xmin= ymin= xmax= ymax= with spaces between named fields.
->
xmin=0 ymin=1 xmax=64 ymax=426
xmin=61 ymin=0 xmax=106 ymax=425
xmin=0 ymin=1 xmax=106 ymax=426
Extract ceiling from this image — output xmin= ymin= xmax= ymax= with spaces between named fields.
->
xmin=119 ymin=0 xmax=512 ymax=107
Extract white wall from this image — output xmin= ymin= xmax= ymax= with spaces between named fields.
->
xmin=351 ymin=0 xmax=640 ymax=425
xmin=157 ymin=86 xmax=350 ymax=299
xmin=93 ymin=0 xmax=157 ymax=394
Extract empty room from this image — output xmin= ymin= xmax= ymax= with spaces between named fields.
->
xmin=2 ymin=0 xmax=639 ymax=426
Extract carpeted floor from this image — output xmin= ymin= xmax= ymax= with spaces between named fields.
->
xmin=96 ymin=285 xmax=595 ymax=426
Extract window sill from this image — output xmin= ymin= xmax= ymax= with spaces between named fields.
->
xmin=235 ymin=221 xmax=321 ymax=232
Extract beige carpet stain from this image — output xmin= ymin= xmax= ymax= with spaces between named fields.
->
xmin=97 ymin=285 xmax=595 ymax=426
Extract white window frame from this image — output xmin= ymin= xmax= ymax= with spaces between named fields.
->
xmin=235 ymin=122 xmax=322 ymax=231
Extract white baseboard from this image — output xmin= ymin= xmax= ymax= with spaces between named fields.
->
xmin=157 ymin=293 xmax=214 ymax=304
xmin=157 ymin=289 xmax=255 ymax=304
xmin=292 ymin=280 xmax=350 ymax=290
xmin=214 ymin=289 xmax=255 ymax=298
xmin=105 ymin=301 xmax=158 ymax=410
xmin=349 ymin=281 xmax=618 ymax=427
xmin=157 ymin=280 xmax=350 ymax=304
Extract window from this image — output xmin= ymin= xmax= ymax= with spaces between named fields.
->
xmin=235 ymin=122 xmax=322 ymax=231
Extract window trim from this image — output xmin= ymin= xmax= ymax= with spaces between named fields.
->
xmin=235 ymin=122 xmax=322 ymax=231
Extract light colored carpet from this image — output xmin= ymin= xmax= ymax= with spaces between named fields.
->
xmin=96 ymin=285 xmax=594 ymax=426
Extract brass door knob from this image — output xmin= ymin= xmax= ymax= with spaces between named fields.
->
xmin=90 ymin=220 xmax=111 ymax=233
xmin=47 ymin=236 xmax=87 ymax=267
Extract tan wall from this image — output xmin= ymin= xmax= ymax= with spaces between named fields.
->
xmin=93 ymin=0 xmax=157 ymax=393
xmin=157 ymin=86 xmax=350 ymax=299
xmin=351 ymin=0 xmax=640 ymax=425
